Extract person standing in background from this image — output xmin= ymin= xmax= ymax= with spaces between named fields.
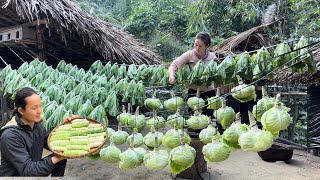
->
xmin=168 ymin=32 xmax=220 ymax=118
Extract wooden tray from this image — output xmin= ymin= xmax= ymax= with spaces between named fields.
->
xmin=48 ymin=117 xmax=107 ymax=159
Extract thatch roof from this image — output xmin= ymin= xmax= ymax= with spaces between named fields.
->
xmin=211 ymin=24 xmax=272 ymax=59
xmin=0 ymin=0 xmax=161 ymax=68
xmin=272 ymin=46 xmax=320 ymax=86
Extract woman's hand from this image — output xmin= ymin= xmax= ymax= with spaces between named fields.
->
xmin=169 ymin=76 xmax=176 ymax=84
xmin=62 ymin=115 xmax=82 ymax=124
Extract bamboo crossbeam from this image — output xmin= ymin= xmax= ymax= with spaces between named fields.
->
xmin=269 ymin=91 xmax=307 ymax=96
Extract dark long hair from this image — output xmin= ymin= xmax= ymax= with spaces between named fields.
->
xmin=195 ymin=32 xmax=212 ymax=47
xmin=11 ymin=87 xmax=38 ymax=118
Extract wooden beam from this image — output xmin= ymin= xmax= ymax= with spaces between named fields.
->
xmin=36 ymin=25 xmax=47 ymax=61
xmin=0 ymin=19 xmax=48 ymax=32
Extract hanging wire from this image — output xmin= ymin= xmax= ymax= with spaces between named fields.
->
xmin=23 ymin=50 xmax=36 ymax=59
xmin=7 ymin=46 xmax=25 ymax=62
xmin=7 ymin=38 xmax=320 ymax=123
xmin=0 ymin=55 xmax=8 ymax=66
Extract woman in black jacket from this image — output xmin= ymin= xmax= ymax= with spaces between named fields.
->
xmin=0 ymin=87 xmax=72 ymax=176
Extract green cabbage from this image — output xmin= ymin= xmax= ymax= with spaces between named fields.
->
xmin=127 ymin=132 xmax=144 ymax=147
xmin=117 ymin=105 xmax=133 ymax=126
xmin=106 ymin=127 xmax=115 ymax=141
xmin=144 ymin=149 xmax=169 ymax=170
xmin=100 ymin=143 xmax=121 ymax=163
xmin=207 ymin=87 xmax=223 ymax=110
xmin=164 ymin=96 xmax=184 ymax=111
xmin=199 ymin=124 xmax=218 ymax=144
xmin=202 ymin=141 xmax=231 ymax=162
xmin=169 ymin=144 xmax=196 ymax=175
xmin=214 ymin=99 xmax=236 ymax=129
xmin=146 ymin=116 xmax=166 ymax=129
xmin=222 ymin=115 xmax=249 ymax=149
xmin=127 ymin=107 xmax=145 ymax=132
xmin=110 ymin=129 xmax=129 ymax=145
xmin=143 ymin=129 xmax=164 ymax=150
xmin=144 ymin=95 xmax=163 ymax=110
xmin=119 ymin=148 xmax=141 ymax=169
xmin=187 ymin=97 xmax=205 ymax=110
xmin=231 ymin=75 xmax=256 ymax=102
xmin=238 ymin=112 xmax=273 ymax=151
xmin=133 ymin=147 xmax=147 ymax=165
xmin=238 ymin=129 xmax=273 ymax=152
xmin=167 ymin=109 xmax=185 ymax=129
xmin=162 ymin=129 xmax=191 ymax=150
xmin=186 ymin=111 xmax=209 ymax=130
xmin=261 ymin=94 xmax=292 ymax=135
xmin=253 ymin=87 xmax=291 ymax=122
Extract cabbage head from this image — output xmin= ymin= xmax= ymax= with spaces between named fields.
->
xmin=143 ymin=130 xmax=164 ymax=150
xmin=238 ymin=128 xmax=273 ymax=152
xmin=106 ymin=127 xmax=115 ymax=141
xmin=119 ymin=148 xmax=141 ymax=169
xmin=231 ymin=76 xmax=256 ymax=102
xmin=186 ymin=113 xmax=209 ymax=130
xmin=167 ymin=112 xmax=185 ymax=129
xmin=146 ymin=116 xmax=166 ymax=129
xmin=222 ymin=121 xmax=249 ymax=149
xmin=261 ymin=105 xmax=292 ymax=134
xmin=187 ymin=97 xmax=205 ymax=110
xmin=252 ymin=97 xmax=276 ymax=122
xmin=144 ymin=149 xmax=169 ymax=170
xmin=199 ymin=124 xmax=217 ymax=144
xmin=214 ymin=105 xmax=235 ymax=129
xmin=110 ymin=130 xmax=129 ymax=145
xmin=207 ymin=96 xmax=223 ymax=110
xmin=169 ymin=144 xmax=196 ymax=175
xmin=202 ymin=141 xmax=231 ymax=162
xmin=117 ymin=111 xmax=133 ymax=126
xmin=133 ymin=147 xmax=147 ymax=165
xmin=127 ymin=132 xmax=144 ymax=147
xmin=100 ymin=143 xmax=121 ymax=163
xmin=164 ymin=97 xmax=184 ymax=111
xmin=144 ymin=98 xmax=163 ymax=110
xmin=162 ymin=129 xmax=191 ymax=150
xmin=253 ymin=97 xmax=291 ymax=123
xmin=127 ymin=114 xmax=145 ymax=132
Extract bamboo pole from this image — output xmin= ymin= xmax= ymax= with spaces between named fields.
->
xmin=269 ymin=91 xmax=307 ymax=96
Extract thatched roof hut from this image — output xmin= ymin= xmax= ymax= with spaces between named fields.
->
xmin=0 ymin=0 xmax=161 ymax=69
xmin=211 ymin=24 xmax=272 ymax=59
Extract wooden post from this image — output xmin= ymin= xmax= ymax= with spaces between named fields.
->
xmin=36 ymin=25 xmax=47 ymax=61
xmin=1 ymin=90 xmax=8 ymax=123
xmin=177 ymin=138 xmax=207 ymax=180
xmin=288 ymin=95 xmax=298 ymax=141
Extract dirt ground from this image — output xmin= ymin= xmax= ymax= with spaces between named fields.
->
xmin=60 ymin=144 xmax=320 ymax=180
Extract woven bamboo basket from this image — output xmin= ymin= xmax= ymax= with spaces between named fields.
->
xmin=48 ymin=117 xmax=107 ymax=159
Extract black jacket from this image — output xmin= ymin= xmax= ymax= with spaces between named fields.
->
xmin=0 ymin=116 xmax=55 ymax=176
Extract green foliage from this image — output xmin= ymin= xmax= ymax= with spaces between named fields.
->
xmin=124 ymin=1 xmax=157 ymax=40
xmin=149 ymin=32 xmax=189 ymax=62
xmin=74 ymin=0 xmax=319 ymax=63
